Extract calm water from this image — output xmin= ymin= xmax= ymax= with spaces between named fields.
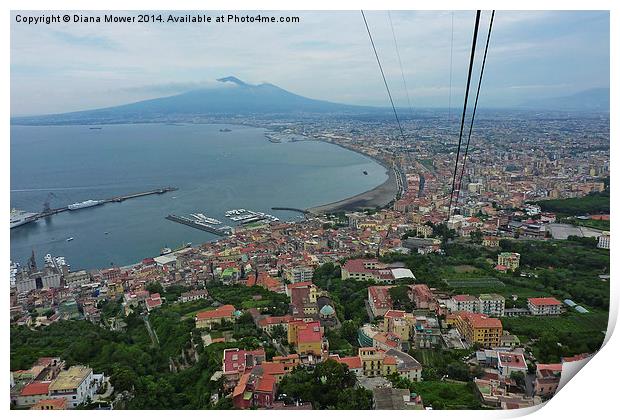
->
xmin=11 ymin=123 xmax=387 ymax=269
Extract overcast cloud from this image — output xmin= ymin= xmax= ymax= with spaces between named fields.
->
xmin=10 ymin=10 xmax=610 ymax=115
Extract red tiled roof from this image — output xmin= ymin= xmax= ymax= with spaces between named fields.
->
xmin=537 ymin=363 xmax=562 ymax=373
xmin=260 ymin=362 xmax=285 ymax=376
xmin=258 ymin=315 xmax=292 ymax=327
xmin=528 ymin=297 xmax=562 ymax=306
xmin=343 ymin=259 xmax=379 ymax=274
xmin=287 ymin=281 xmax=313 ymax=291
xmin=297 ymin=326 xmax=322 ymax=344
xmin=498 ymin=352 xmax=527 ymax=369
xmin=338 ymin=356 xmax=362 ymax=370
xmin=232 ymin=372 xmax=251 ymax=398
xmin=196 ymin=304 xmax=236 ymax=320
xmin=255 ymin=374 xmax=276 ymax=393
xmin=383 ymin=355 xmax=397 ymax=365
xmin=456 ymin=311 xmax=502 ymax=329
xmin=384 ymin=310 xmax=406 ymax=318
xmin=453 ymin=294 xmax=476 ymax=302
xmin=20 ymin=381 xmax=50 ymax=396
xmin=562 ymin=353 xmax=589 ymax=363
xmin=31 ymin=398 xmax=66 ymax=409
xmin=368 ymin=286 xmax=393 ymax=307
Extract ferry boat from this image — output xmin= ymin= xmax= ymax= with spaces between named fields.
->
xmin=10 ymin=209 xmax=38 ymax=229
xmin=68 ymin=200 xmax=103 ymax=210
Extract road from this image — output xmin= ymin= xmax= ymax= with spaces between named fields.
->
xmin=93 ymin=377 xmax=114 ymax=402
xmin=364 ymin=299 xmax=375 ymax=322
xmin=142 ymin=314 xmax=160 ymax=347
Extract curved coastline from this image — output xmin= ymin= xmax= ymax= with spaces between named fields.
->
xmin=306 ymin=139 xmax=399 ymax=214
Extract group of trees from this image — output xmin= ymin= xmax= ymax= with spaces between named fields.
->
xmin=10 ymin=291 xmax=272 ymax=409
xmin=278 ymin=359 xmax=373 ymax=409
xmin=207 ymin=283 xmax=290 ymax=316
xmin=387 ymin=373 xmax=481 ymax=410
xmin=499 ymin=237 xmax=609 ymax=309
xmin=533 ymin=189 xmax=609 ymax=216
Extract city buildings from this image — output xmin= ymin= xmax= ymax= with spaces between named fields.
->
xmin=496 ymin=252 xmax=520 ymax=271
xmin=368 ymin=286 xmax=393 ymax=317
xmin=449 ymin=311 xmax=503 ymax=348
xmin=341 ymin=259 xmax=414 ymax=283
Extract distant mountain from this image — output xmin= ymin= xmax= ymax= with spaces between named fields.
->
xmin=519 ymin=88 xmax=609 ymax=112
xmin=12 ymin=77 xmax=382 ymax=125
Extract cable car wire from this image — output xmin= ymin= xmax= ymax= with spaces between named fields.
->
xmin=388 ymin=11 xmax=414 ymax=119
xmin=447 ymin=10 xmax=481 ymax=219
xmin=455 ymin=11 xmax=495 ymax=206
xmin=361 ymin=10 xmax=407 ymax=143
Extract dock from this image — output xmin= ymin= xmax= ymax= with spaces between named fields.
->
xmin=165 ymin=214 xmax=232 ymax=236
xmin=29 ymin=187 xmax=178 ymax=221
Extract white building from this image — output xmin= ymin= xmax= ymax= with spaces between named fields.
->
xmin=528 ymin=297 xmax=562 ymax=316
xmin=450 ymin=295 xmax=478 ymax=312
xmin=598 ymin=232 xmax=610 ymax=249
xmin=284 ymin=266 xmax=314 ymax=283
xmin=64 ymin=270 xmax=91 ymax=288
xmin=48 ymin=366 xmax=102 ymax=408
xmin=478 ymin=294 xmax=506 ymax=317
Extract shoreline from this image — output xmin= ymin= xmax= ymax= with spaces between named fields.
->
xmin=306 ymin=139 xmax=399 ymax=214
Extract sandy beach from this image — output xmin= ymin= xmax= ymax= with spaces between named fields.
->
xmin=307 ymin=163 xmax=399 ymax=214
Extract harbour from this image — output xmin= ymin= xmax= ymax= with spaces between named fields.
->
xmin=10 ymin=123 xmax=387 ymax=268
xmin=11 ymin=187 xmax=178 ymax=229
xmin=165 ymin=214 xmax=232 ymax=236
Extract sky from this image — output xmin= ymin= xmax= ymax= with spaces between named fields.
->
xmin=10 ymin=10 xmax=610 ymax=115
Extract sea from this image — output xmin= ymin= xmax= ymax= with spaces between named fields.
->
xmin=10 ymin=123 xmax=388 ymax=270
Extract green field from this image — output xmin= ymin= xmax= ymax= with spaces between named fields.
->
xmin=502 ymin=310 xmax=609 ymax=336
xmin=570 ymin=218 xmax=610 ymax=231
xmin=534 ymin=190 xmax=609 ymax=216
xmin=444 ymin=277 xmax=505 ymax=288
xmin=408 ymin=380 xmax=481 ymax=409
xmin=501 ymin=310 xmax=608 ymax=362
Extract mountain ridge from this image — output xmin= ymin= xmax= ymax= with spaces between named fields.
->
xmin=11 ymin=76 xmax=381 ymax=125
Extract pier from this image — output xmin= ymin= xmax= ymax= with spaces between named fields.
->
xmin=165 ymin=214 xmax=232 ymax=236
xmin=271 ymin=207 xmax=314 ymax=218
xmin=29 ymin=187 xmax=178 ymax=221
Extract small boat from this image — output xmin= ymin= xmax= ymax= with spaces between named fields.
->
xmin=66 ymin=237 xmax=74 ymax=242
xmin=363 ymin=170 xmax=368 ymax=175
xmin=160 ymin=247 xmax=172 ymax=255
xmin=104 ymin=232 xmax=109 ymax=235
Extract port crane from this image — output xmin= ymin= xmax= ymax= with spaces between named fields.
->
xmin=42 ymin=192 xmax=57 ymax=213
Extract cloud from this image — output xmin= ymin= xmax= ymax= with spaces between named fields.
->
xmin=10 ymin=10 xmax=610 ymax=115
xmin=49 ymin=30 xmax=119 ymax=49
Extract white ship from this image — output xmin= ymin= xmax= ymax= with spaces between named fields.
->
xmin=191 ymin=213 xmax=222 ymax=225
xmin=67 ymin=200 xmax=103 ymax=210
xmin=10 ymin=209 xmax=38 ymax=229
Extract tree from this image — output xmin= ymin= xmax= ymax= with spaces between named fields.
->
xmin=278 ymin=360 xmax=368 ymax=409
xmin=470 ymin=230 xmax=483 ymax=244
xmin=389 ymin=285 xmax=412 ymax=310
xmin=510 ymin=371 xmax=526 ymax=388
xmin=146 ymin=281 xmax=164 ymax=296
xmin=340 ymin=320 xmax=359 ymax=345
xmin=270 ymin=324 xmax=286 ymax=341
xmin=336 ymin=387 xmax=373 ymax=409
